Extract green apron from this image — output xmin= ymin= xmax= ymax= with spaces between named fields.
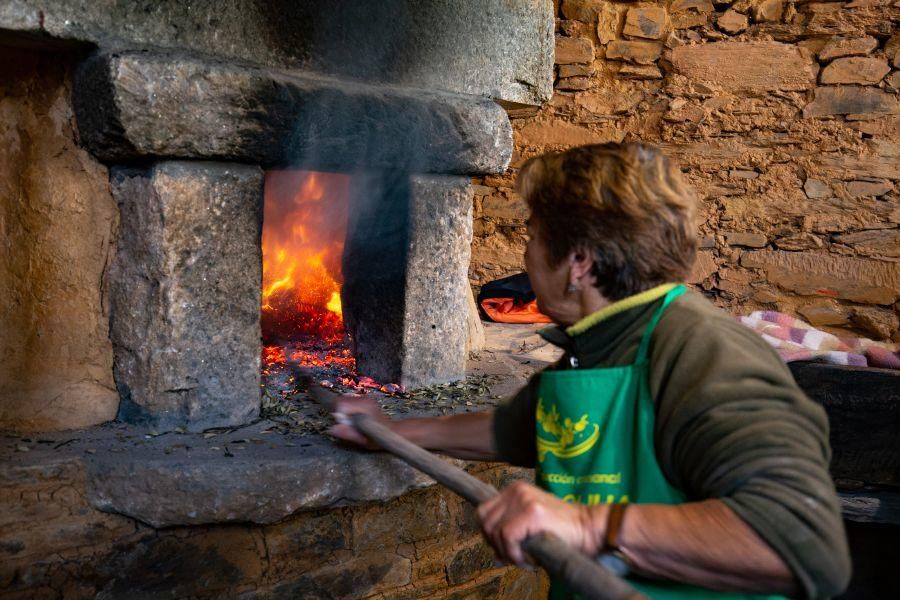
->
xmin=535 ymin=285 xmax=784 ymax=600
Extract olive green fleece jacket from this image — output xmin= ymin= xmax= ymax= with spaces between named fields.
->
xmin=493 ymin=288 xmax=851 ymax=599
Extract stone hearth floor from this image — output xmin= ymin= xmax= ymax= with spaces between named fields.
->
xmin=1 ymin=323 xmax=560 ymax=528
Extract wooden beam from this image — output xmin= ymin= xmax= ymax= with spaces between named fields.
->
xmin=790 ymin=362 xmax=900 ymax=487
xmin=840 ymin=489 xmax=900 ymax=525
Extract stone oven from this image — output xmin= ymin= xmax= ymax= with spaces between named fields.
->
xmin=1 ymin=2 xmax=559 ymax=598
xmin=3 ymin=1 xmax=899 ymax=597
xmin=1 ymin=0 xmax=553 ymax=432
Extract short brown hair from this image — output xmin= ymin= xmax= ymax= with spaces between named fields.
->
xmin=517 ymin=142 xmax=697 ymax=301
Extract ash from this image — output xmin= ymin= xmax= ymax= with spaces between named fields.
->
xmin=260 ymin=336 xmax=498 ymax=436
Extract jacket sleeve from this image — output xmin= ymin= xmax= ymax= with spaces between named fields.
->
xmin=649 ymin=311 xmax=851 ymax=599
xmin=492 ymin=373 xmax=540 ymax=468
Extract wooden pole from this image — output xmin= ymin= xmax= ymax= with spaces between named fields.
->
xmin=303 ymin=377 xmax=645 ymax=600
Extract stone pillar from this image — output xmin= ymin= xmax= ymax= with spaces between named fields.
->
xmin=109 ymin=162 xmax=263 ymax=431
xmin=343 ymin=174 xmax=472 ymax=388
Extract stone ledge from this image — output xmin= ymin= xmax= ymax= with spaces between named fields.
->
xmin=1 ymin=421 xmax=506 ymax=529
xmin=73 ymin=51 xmax=512 ymax=175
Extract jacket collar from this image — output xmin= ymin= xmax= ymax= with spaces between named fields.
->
xmin=539 ymin=283 xmax=678 ymax=356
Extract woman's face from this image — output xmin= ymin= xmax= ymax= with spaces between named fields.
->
xmin=524 ymin=218 xmax=571 ymax=324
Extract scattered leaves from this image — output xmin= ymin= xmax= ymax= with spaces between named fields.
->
xmin=259 ymin=374 xmax=500 ymax=436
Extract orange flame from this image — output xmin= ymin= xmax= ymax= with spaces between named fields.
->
xmin=261 ymin=171 xmax=350 ymax=343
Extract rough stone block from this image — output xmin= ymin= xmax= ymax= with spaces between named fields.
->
xmin=741 ymin=250 xmax=899 ymax=305
xmin=815 ymin=140 xmax=900 ymax=182
xmin=820 ymin=57 xmax=891 ymax=85
xmin=774 ymin=233 xmax=826 ymax=251
xmin=597 ymin=3 xmax=620 ymax=44
xmin=555 ymin=36 xmax=595 ymax=64
xmin=623 ymin=7 xmax=668 ymax=40
xmin=445 ymin=541 xmax=495 ymax=585
xmin=845 ymin=115 xmax=900 ymax=137
xmin=751 ymin=288 xmax=780 ymax=304
xmin=851 ymin=307 xmax=899 ymax=341
xmin=0 ymin=0 xmax=554 ymax=106
xmin=671 ymin=41 xmax=816 ymax=91
xmin=482 ymin=194 xmax=529 ymax=223
xmin=717 ymin=10 xmax=749 ymax=34
xmin=717 ymin=268 xmax=753 ymax=298
xmin=886 ymin=34 xmax=900 ymax=65
xmin=799 ymin=305 xmax=850 ymax=327
xmin=558 ymin=63 xmax=595 ymax=78
xmin=670 ymin=0 xmax=713 ymax=28
xmin=97 ymin=529 xmax=266 ymax=598
xmin=725 ymin=232 xmax=768 ymax=248
xmin=819 ymin=36 xmax=879 ymax=61
xmin=83 ymin=432 xmax=473 ymax=528
xmin=0 ymin=456 xmax=139 ymax=575
xmin=888 ymin=71 xmax=900 ymax=89
xmin=619 ymin=63 xmax=663 ymax=79
xmin=352 ymin=488 xmax=454 ymax=550
xmin=343 ymin=175 xmax=473 ymax=388
xmin=834 ymin=229 xmax=900 ymax=259
xmin=74 ymin=52 xmax=512 ymax=175
xmin=804 ymin=178 xmax=833 ymax=199
xmin=844 ymin=180 xmax=893 ymax=198
xmin=671 ymin=0 xmax=713 ymax=12
xmin=751 ymin=0 xmax=784 ymax=23
xmin=606 ymin=40 xmax=663 ymax=65
xmin=266 ymin=553 xmax=412 ymax=600
xmin=109 ymin=162 xmax=263 ymax=431
xmin=561 ymin=0 xmax=606 ymax=23
xmin=557 ymin=76 xmax=593 ymax=91
xmin=665 ymin=99 xmax=706 ymax=123
xmin=575 ymin=87 xmax=644 ymax=115
xmin=803 ymin=86 xmax=900 ymax=117
xmin=687 ymin=251 xmax=718 ymax=284
xmin=264 ymin=509 xmax=349 ymax=568
xmin=729 ymin=169 xmax=760 ymax=180
xmin=518 ymin=121 xmax=625 ymax=147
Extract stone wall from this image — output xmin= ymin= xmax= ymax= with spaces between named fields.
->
xmin=470 ymin=0 xmax=900 ymax=342
xmin=0 ymin=46 xmax=119 ymax=431
xmin=1 ymin=455 xmax=545 ymax=599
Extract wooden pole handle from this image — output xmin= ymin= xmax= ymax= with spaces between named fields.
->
xmin=301 ymin=376 xmax=644 ymax=600
xmin=350 ymin=414 xmax=646 ymax=600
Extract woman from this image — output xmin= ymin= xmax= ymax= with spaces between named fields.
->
xmin=330 ymin=143 xmax=850 ymax=599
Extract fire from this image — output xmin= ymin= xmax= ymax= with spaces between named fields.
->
xmin=261 ymin=171 xmax=349 ymax=343
xmin=259 ymin=170 xmax=404 ymax=397
xmin=326 ymin=291 xmax=342 ymax=315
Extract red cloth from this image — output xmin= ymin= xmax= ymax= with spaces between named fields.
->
xmin=480 ymin=298 xmax=552 ymax=324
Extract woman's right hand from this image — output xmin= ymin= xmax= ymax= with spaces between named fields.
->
xmin=326 ymin=395 xmax=391 ymax=450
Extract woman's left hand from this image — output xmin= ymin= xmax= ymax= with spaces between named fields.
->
xmin=477 ymin=481 xmax=605 ymax=566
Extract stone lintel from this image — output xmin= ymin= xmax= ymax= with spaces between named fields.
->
xmin=73 ymin=51 xmax=512 ymax=175
xmin=342 ymin=175 xmax=472 ymax=388
xmin=109 ymin=161 xmax=263 ymax=431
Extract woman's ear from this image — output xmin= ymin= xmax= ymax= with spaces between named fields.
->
xmin=568 ymin=248 xmax=595 ymax=285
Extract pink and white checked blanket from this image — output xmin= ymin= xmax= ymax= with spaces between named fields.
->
xmin=738 ymin=311 xmax=900 ymax=370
